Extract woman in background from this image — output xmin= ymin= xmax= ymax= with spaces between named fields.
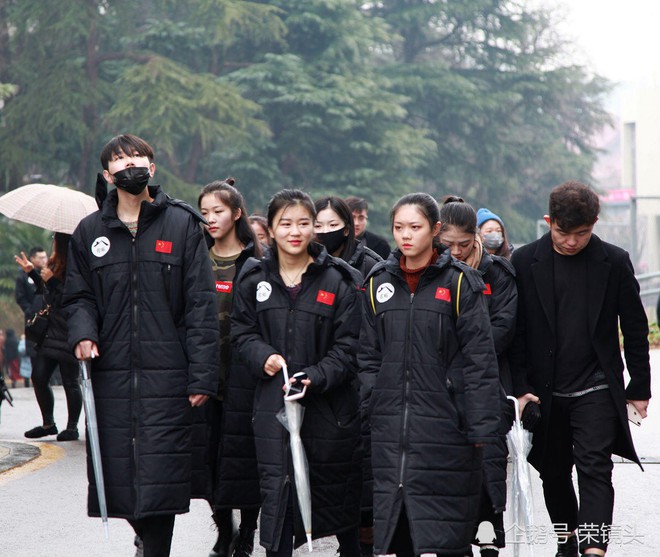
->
xmin=439 ymin=197 xmax=517 ymax=557
xmin=16 ymin=233 xmax=82 ymax=441
xmin=476 ymin=207 xmax=512 ymax=259
xmin=313 ymin=195 xmax=381 ymax=557
xmin=249 ymin=214 xmax=270 ymax=247
xmin=314 ymin=196 xmax=381 ymax=279
xmin=199 ymin=178 xmax=262 ymax=557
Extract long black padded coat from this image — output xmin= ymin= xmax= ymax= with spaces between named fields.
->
xmin=231 ymin=244 xmax=363 ymax=551
xmin=475 ymin=253 xmax=517 ymax=518
xmin=213 ymin=242 xmax=263 ymax=509
xmin=358 ymin=248 xmax=501 ymax=556
xmin=190 ymin=241 xmax=260 ymax=502
xmin=63 ymin=186 xmax=219 ymax=520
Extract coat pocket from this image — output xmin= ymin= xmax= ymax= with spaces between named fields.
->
xmin=446 ymin=376 xmax=466 ymax=433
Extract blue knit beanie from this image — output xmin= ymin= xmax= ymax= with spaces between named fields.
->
xmin=476 ymin=207 xmax=504 ymax=229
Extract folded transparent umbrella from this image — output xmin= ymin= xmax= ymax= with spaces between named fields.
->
xmin=506 ymin=396 xmax=535 ymax=557
xmin=80 ymin=359 xmax=109 ymax=539
xmin=278 ymin=364 xmax=313 ymax=551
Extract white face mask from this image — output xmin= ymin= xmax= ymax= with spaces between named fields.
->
xmin=482 ymin=232 xmax=504 ymax=250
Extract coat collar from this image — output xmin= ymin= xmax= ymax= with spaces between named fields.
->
xmin=262 ymin=241 xmax=331 ymax=287
xmin=101 ymin=185 xmax=167 ymax=229
xmin=531 ymin=232 xmax=610 ymax=337
xmin=383 ymin=245 xmax=453 ymax=281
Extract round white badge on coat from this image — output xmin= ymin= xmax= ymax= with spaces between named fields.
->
xmin=91 ymin=236 xmax=111 ymax=258
xmin=256 ymin=281 xmax=272 ymax=302
xmin=376 ymin=282 xmax=395 ymax=303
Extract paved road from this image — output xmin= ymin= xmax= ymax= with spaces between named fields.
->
xmin=1 ymin=352 xmax=660 ymax=557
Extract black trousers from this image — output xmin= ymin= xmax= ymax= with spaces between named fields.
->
xmin=31 ymin=354 xmax=81 ymax=429
xmin=129 ymin=514 xmax=176 ymax=557
xmin=540 ymin=389 xmax=619 ymax=552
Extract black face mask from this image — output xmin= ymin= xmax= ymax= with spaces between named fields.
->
xmin=112 ymin=167 xmax=150 ymax=196
xmin=316 ymin=227 xmax=347 ymax=254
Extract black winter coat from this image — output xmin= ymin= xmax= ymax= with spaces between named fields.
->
xmin=16 ymin=270 xmax=44 ymax=358
xmin=509 ymin=233 xmax=651 ymax=470
xmin=15 ymin=270 xmax=43 ymax=318
xmin=63 ymin=186 xmax=219 ymax=520
xmin=358 ymin=248 xmax=501 ymax=556
xmin=359 ymin=230 xmax=391 ymax=260
xmin=347 ymin=240 xmax=382 ymax=279
xmin=30 ymin=270 xmax=76 ymax=365
xmin=213 ymin=242 xmax=263 ymax=509
xmin=345 ymin=240 xmax=381 ymax=514
xmin=231 ymin=244 xmax=363 ymax=551
xmin=476 ymin=253 xmax=517 ymax=516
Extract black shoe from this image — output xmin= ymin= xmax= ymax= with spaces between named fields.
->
xmin=57 ymin=428 xmax=79 ymax=441
xmin=556 ymin=535 xmax=578 ymax=557
xmin=25 ymin=424 xmax=58 ymax=438
xmin=232 ymin=527 xmax=255 ymax=557
xmin=210 ymin=510 xmax=238 ymax=557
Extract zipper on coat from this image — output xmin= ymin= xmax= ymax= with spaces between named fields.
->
xmin=164 ymin=264 xmax=172 ymax=309
xmin=130 ymin=235 xmax=142 ymax=513
xmin=398 ymin=292 xmax=414 ymax=487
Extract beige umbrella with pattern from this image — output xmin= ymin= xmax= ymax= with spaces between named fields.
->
xmin=0 ymin=183 xmax=98 ymax=233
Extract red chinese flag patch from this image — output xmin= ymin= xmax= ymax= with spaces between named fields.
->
xmin=435 ymin=287 xmax=451 ymax=302
xmin=483 ymin=283 xmax=492 ymax=295
xmin=155 ymin=240 xmax=173 ymax=254
xmin=316 ymin=290 xmax=336 ymax=306
xmin=216 ymin=281 xmax=232 ymax=293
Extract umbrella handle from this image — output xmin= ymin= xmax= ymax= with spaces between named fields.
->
xmin=507 ymin=395 xmax=522 ymax=428
xmin=282 ymin=363 xmax=290 ymax=396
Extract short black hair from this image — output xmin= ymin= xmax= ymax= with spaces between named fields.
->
xmin=28 ymin=246 xmax=45 ymax=258
xmin=549 ymin=181 xmax=600 ymax=230
xmin=100 ymin=134 xmax=155 ymax=170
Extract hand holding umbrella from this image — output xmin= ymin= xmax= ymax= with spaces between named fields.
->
xmin=277 ymin=363 xmax=314 ymax=552
xmin=80 ymin=357 xmax=109 ymax=539
xmin=506 ymin=396 xmax=535 ymax=557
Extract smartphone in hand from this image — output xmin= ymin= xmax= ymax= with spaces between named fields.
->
xmin=285 ymin=372 xmax=308 ymax=401
xmin=627 ymin=402 xmax=642 ymax=427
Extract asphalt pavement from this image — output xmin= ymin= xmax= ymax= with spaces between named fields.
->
xmin=2 ymin=352 xmax=660 ymax=557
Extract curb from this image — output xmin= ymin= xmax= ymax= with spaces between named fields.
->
xmin=0 ymin=441 xmax=41 ymax=474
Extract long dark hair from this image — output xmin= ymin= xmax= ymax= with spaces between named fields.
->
xmin=198 ymin=177 xmax=262 ymax=257
xmin=390 ymin=193 xmax=441 ymax=248
xmin=50 ymin=233 xmax=71 ymax=281
xmin=314 ymin=196 xmax=356 ymax=261
xmin=266 ymin=189 xmax=316 ymax=229
xmin=438 ymin=195 xmax=477 ymax=234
